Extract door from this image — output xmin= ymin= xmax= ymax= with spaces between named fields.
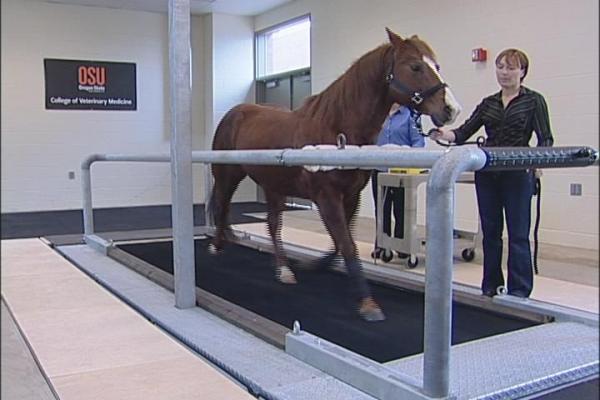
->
xmin=256 ymin=69 xmax=313 ymax=208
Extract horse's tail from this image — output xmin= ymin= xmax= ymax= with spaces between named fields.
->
xmin=206 ymin=180 xmax=217 ymax=227
xmin=207 ymin=106 xmax=247 ymax=238
xmin=206 ymin=109 xmax=235 ymax=226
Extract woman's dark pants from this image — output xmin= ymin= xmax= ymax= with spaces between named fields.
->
xmin=475 ymin=170 xmax=535 ymax=297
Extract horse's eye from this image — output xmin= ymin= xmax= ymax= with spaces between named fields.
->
xmin=410 ymin=64 xmax=422 ymax=72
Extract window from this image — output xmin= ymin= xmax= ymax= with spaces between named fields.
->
xmin=256 ymin=15 xmax=310 ymax=79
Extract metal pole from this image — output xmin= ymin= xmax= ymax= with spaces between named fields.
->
xmin=168 ymin=0 xmax=196 ymax=309
xmin=81 ymin=155 xmax=100 ymax=236
xmin=204 ymin=165 xmax=214 ymax=228
xmin=423 ymin=147 xmax=487 ymax=397
xmin=194 ymin=148 xmax=445 ymax=168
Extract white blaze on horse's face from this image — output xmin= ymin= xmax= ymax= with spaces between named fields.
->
xmin=423 ymin=55 xmax=461 ymax=124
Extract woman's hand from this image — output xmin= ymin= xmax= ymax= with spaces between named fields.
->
xmin=429 ymin=128 xmax=456 ymax=143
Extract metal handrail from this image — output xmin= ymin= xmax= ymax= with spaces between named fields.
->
xmin=81 ymin=148 xmax=447 ymax=235
xmin=80 ymin=145 xmax=598 ymax=399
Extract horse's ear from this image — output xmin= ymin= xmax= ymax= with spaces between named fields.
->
xmin=386 ymin=27 xmax=404 ymax=47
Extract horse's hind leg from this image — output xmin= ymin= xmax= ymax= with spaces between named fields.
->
xmin=209 ymin=164 xmax=246 ymax=254
xmin=265 ymin=192 xmax=296 ymax=284
xmin=315 ymin=191 xmax=385 ymax=321
xmin=344 ymin=191 xmax=361 ymax=238
xmin=306 ymin=192 xmax=360 ymax=271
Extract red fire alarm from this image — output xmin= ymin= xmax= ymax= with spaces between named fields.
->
xmin=471 ymin=48 xmax=487 ymax=62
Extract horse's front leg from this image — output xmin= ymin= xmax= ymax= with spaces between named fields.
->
xmin=304 ymin=191 xmax=361 ymax=271
xmin=315 ymin=191 xmax=385 ymax=322
xmin=266 ymin=192 xmax=297 ymax=284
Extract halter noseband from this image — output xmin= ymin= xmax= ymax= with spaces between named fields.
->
xmin=385 ymin=55 xmax=447 ymax=106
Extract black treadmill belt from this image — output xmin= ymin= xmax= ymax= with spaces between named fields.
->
xmin=118 ymin=239 xmax=539 ymax=363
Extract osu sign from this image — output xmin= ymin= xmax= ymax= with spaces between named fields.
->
xmin=44 ymin=59 xmax=136 ymax=110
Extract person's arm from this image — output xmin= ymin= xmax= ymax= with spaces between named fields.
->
xmin=452 ymin=102 xmax=486 ymax=144
xmin=533 ymin=94 xmax=554 ymax=147
xmin=428 ymin=101 xmax=486 ymax=143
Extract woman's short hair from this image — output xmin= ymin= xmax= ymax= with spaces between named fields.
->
xmin=496 ymin=49 xmax=529 ymax=82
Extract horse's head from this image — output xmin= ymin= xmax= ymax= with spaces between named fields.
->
xmin=385 ymin=28 xmax=461 ymax=127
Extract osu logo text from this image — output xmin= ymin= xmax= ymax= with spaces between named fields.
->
xmin=78 ymin=66 xmax=106 ymax=86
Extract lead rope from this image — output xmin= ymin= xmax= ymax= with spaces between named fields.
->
xmin=411 ymin=110 xmax=485 ymax=147
xmin=421 ymin=127 xmax=486 ymax=147
xmin=533 ymin=176 xmax=541 ymax=275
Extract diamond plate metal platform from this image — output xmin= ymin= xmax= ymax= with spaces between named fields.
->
xmin=286 ymin=322 xmax=598 ymax=400
xmin=387 ymin=321 xmax=599 ymax=399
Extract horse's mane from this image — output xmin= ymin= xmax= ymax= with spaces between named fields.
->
xmin=295 ymin=35 xmax=437 ymax=143
xmin=296 ymin=43 xmax=391 ymax=130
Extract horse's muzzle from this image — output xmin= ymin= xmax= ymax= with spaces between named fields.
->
xmin=432 ymin=104 xmax=460 ymax=127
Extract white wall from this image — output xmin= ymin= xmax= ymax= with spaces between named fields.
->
xmin=205 ymin=13 xmax=257 ymax=202
xmin=190 ymin=14 xmax=208 ymax=201
xmin=1 ymin=0 xmax=257 ymax=213
xmin=2 ymin=0 xmax=597 ymax=249
xmin=1 ymin=0 xmax=173 ymax=211
xmin=256 ymin=0 xmax=599 ymax=249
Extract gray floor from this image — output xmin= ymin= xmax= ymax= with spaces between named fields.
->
xmin=2 ymin=212 xmax=597 ymax=399
xmin=1 ymin=300 xmax=57 ymax=400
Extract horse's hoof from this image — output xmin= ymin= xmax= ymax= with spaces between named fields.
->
xmin=207 ymin=243 xmax=222 ymax=255
xmin=297 ymin=252 xmax=338 ymax=271
xmin=277 ymin=266 xmax=297 ymax=284
xmin=358 ymin=297 xmax=386 ymax=322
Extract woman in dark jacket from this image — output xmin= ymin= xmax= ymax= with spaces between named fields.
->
xmin=431 ymin=49 xmax=554 ymax=298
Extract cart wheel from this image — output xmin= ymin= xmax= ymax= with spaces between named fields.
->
xmin=407 ymin=255 xmax=419 ymax=269
xmin=462 ymin=248 xmax=475 ymax=262
xmin=381 ymin=249 xmax=393 ymax=263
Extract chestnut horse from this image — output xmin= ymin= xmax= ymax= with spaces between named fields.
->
xmin=209 ymin=28 xmax=461 ymax=321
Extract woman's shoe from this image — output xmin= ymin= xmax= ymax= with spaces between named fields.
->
xmin=371 ymin=248 xmax=384 ymax=259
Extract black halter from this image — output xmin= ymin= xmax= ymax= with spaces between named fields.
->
xmin=385 ymin=56 xmax=448 ymax=106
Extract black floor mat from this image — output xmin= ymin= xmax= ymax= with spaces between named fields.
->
xmin=118 ymin=238 xmax=539 ymax=363
xmin=1 ymin=202 xmax=269 ymax=239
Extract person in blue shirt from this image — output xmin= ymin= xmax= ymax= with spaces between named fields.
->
xmin=371 ymin=103 xmax=425 ymax=260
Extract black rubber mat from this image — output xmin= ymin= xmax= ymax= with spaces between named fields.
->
xmin=118 ymin=238 xmax=540 ymax=363
xmin=1 ymin=202 xmax=269 ymax=239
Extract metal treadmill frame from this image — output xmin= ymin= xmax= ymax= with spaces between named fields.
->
xmin=80 ymin=145 xmax=599 ymax=399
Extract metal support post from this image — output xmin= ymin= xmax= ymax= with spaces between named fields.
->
xmin=168 ymin=0 xmax=196 ymax=309
xmin=423 ymin=147 xmax=487 ymax=397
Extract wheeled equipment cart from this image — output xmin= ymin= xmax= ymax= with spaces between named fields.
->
xmin=375 ymin=170 xmax=481 ymax=268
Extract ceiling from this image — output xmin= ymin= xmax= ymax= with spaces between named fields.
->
xmin=39 ymin=0 xmax=295 ymax=16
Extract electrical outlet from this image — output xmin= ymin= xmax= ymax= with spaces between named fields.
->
xmin=68 ymin=171 xmax=75 ymax=180
xmin=570 ymin=183 xmax=582 ymax=196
